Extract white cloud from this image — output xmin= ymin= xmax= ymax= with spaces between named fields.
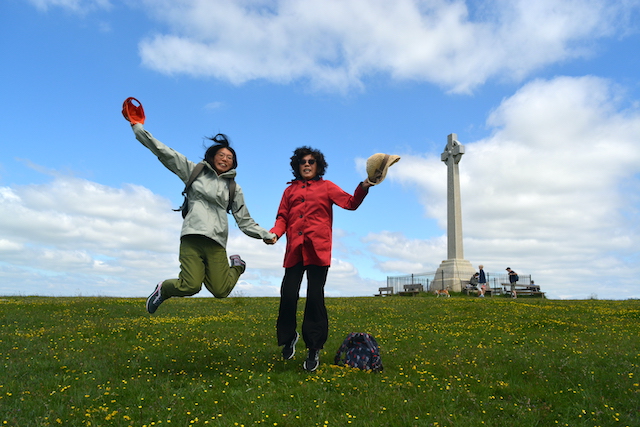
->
xmin=204 ymin=101 xmax=224 ymax=111
xmin=367 ymin=75 xmax=640 ymax=299
xmin=135 ymin=0 xmax=637 ymax=93
xmin=363 ymin=231 xmax=447 ymax=273
xmin=0 ymin=176 xmax=179 ymax=252
xmin=0 ymin=174 xmax=182 ymax=296
xmin=26 ymin=0 xmax=111 ymax=13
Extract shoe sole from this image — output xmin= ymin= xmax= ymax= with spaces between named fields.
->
xmin=146 ymin=283 xmax=163 ymax=314
xmin=303 ymin=360 xmax=319 ymax=372
xmin=283 ymin=332 xmax=299 ymax=360
xmin=146 ymin=294 xmax=158 ymax=314
xmin=303 ymin=350 xmax=320 ymax=371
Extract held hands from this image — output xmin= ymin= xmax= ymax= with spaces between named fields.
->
xmin=263 ymin=234 xmax=278 ymax=245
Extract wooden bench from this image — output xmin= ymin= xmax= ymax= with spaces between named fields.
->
xmin=501 ymin=283 xmax=546 ymax=298
xmin=463 ymin=280 xmax=498 ymax=296
xmin=514 ymin=289 xmax=546 ymax=298
xmin=487 ymin=287 xmax=503 ymax=296
xmin=399 ymin=283 xmax=423 ymax=296
xmin=462 ymin=280 xmax=479 ymax=295
xmin=376 ymin=286 xmax=394 ymax=296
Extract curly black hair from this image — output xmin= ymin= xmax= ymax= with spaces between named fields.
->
xmin=204 ymin=133 xmax=238 ymax=170
xmin=289 ymin=146 xmax=328 ymax=180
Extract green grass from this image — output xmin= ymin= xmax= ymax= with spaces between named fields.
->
xmin=1 ymin=295 xmax=638 ymax=426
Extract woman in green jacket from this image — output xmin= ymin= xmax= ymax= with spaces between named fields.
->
xmin=123 ymin=99 xmax=276 ymax=313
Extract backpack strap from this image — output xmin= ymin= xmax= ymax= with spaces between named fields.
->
xmin=174 ymin=162 xmax=206 ymax=215
xmin=182 ymin=162 xmax=206 ymax=195
xmin=226 ymin=177 xmax=236 ymax=214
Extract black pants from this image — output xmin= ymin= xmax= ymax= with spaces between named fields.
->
xmin=276 ymin=263 xmax=329 ymax=350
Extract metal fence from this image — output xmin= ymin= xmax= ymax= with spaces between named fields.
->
xmin=386 ymin=271 xmax=533 ymax=294
xmin=386 ymin=272 xmax=435 ymax=294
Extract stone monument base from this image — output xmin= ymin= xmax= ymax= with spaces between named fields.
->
xmin=431 ymin=259 xmax=476 ymax=293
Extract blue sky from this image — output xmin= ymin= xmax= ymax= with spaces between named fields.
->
xmin=1 ymin=0 xmax=640 ymax=299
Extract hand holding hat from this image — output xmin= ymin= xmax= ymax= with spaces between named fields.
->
xmin=122 ymin=97 xmax=146 ymax=125
xmin=365 ymin=153 xmax=401 ymax=185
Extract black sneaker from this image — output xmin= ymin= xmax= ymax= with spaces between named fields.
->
xmin=282 ymin=331 xmax=299 ymax=360
xmin=146 ymin=281 xmax=165 ymax=314
xmin=303 ymin=349 xmax=320 ymax=372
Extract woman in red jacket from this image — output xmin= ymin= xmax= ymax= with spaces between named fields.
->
xmin=269 ymin=146 xmax=373 ymax=371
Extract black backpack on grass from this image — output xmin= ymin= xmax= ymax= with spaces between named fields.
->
xmin=334 ymin=332 xmax=383 ymax=372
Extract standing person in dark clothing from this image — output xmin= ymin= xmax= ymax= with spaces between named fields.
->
xmin=506 ymin=267 xmax=519 ymax=298
xmin=269 ymin=147 xmax=398 ymax=371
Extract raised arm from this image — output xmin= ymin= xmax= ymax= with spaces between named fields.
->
xmin=329 ymin=181 xmax=370 ymax=211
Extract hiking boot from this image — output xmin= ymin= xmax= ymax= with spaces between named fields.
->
xmin=303 ymin=349 xmax=320 ymax=372
xmin=282 ymin=331 xmax=299 ymax=360
xmin=229 ymin=255 xmax=246 ymax=271
xmin=146 ymin=281 xmax=165 ymax=314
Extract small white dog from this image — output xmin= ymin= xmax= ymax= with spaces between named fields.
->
xmin=434 ymin=289 xmax=450 ymax=297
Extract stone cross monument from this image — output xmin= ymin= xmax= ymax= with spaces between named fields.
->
xmin=432 ymin=133 xmax=476 ymax=292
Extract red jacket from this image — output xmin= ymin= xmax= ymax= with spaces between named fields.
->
xmin=271 ymin=178 xmax=368 ymax=268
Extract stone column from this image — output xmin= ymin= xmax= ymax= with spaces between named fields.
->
xmin=432 ymin=134 xmax=476 ymax=292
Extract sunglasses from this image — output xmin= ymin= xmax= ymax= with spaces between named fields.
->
xmin=299 ymin=159 xmax=316 ymax=165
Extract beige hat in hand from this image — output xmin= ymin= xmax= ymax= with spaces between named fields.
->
xmin=365 ymin=153 xmax=401 ymax=185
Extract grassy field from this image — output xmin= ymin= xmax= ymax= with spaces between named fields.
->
xmin=0 ymin=294 xmax=638 ymax=426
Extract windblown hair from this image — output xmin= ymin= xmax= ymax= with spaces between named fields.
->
xmin=289 ymin=146 xmax=328 ymax=180
xmin=204 ymin=133 xmax=238 ymax=170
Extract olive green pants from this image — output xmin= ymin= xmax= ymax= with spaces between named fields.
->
xmin=161 ymin=234 xmax=244 ymax=299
